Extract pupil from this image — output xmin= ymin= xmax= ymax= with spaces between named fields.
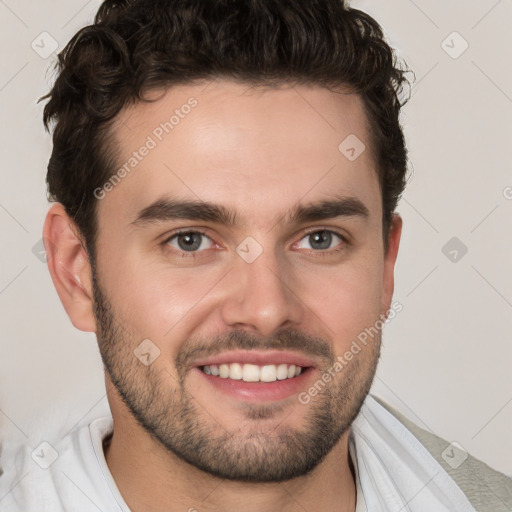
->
xmin=310 ymin=231 xmax=331 ymax=250
xmin=178 ymin=233 xmax=201 ymax=251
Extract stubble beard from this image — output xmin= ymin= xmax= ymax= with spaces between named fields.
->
xmin=92 ymin=274 xmax=380 ymax=482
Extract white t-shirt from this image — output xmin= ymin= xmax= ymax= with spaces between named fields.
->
xmin=0 ymin=395 xmax=476 ymax=511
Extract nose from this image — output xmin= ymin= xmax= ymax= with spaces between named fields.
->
xmin=220 ymin=247 xmax=304 ymax=337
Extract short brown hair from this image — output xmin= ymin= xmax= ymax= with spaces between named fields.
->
xmin=42 ymin=0 xmax=410 ymax=261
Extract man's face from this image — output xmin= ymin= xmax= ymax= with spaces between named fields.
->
xmin=92 ymin=80 xmax=398 ymax=481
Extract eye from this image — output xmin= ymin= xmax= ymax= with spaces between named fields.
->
xmin=166 ymin=231 xmax=215 ymax=252
xmin=295 ymin=230 xmax=345 ymax=251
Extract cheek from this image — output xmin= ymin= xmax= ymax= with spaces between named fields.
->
xmin=100 ymin=253 xmax=227 ymax=346
xmin=97 ymin=232 xmax=385 ymax=360
xmin=298 ymin=256 xmax=384 ymax=348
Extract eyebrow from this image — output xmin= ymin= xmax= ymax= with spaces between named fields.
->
xmin=131 ymin=198 xmax=238 ymax=227
xmin=286 ymin=195 xmax=369 ymax=224
xmin=131 ymin=195 xmax=369 ymax=228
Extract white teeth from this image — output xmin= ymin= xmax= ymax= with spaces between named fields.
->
xmin=202 ymin=363 xmax=304 ymax=382
xmin=276 ymin=363 xmax=289 ymax=380
xmin=260 ymin=364 xmax=277 ymax=382
xmin=219 ymin=364 xmax=229 ymax=378
xmin=229 ymin=363 xmax=243 ymax=380
xmin=242 ymin=364 xmax=260 ymax=382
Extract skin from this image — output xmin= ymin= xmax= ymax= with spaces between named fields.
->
xmin=44 ymin=80 xmax=402 ymax=512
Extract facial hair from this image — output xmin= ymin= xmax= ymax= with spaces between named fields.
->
xmin=92 ymin=274 xmax=381 ymax=483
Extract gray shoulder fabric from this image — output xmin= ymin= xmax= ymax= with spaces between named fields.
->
xmin=372 ymin=396 xmax=512 ymax=512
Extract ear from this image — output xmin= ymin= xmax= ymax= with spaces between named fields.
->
xmin=381 ymin=213 xmax=403 ymax=314
xmin=43 ymin=203 xmax=97 ymax=332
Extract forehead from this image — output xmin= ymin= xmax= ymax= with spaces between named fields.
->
xmin=100 ymin=80 xmax=381 ymax=227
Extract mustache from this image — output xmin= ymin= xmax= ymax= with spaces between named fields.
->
xmin=175 ymin=328 xmax=334 ymax=373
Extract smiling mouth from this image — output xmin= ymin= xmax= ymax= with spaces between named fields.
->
xmin=201 ymin=363 xmax=305 ymax=383
xmin=192 ymin=350 xmax=317 ymax=401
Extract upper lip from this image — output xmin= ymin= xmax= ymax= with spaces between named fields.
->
xmin=192 ymin=350 xmax=317 ymax=369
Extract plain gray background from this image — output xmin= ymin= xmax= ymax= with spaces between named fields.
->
xmin=1 ymin=0 xmax=511 ymax=476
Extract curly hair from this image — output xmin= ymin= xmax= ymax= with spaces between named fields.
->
xmin=42 ymin=0 xmax=410 ymax=261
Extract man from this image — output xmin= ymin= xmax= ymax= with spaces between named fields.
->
xmin=1 ymin=0 xmax=510 ymax=510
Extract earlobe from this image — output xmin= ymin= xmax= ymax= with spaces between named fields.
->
xmin=43 ymin=203 xmax=97 ymax=332
xmin=381 ymin=213 xmax=403 ymax=315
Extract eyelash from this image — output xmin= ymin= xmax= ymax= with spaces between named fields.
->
xmin=161 ymin=228 xmax=349 ymax=259
xmin=297 ymin=228 xmax=349 ymax=258
xmin=162 ymin=229 xmax=214 ymax=258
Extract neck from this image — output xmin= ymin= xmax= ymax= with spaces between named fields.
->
xmin=104 ymin=415 xmax=356 ymax=512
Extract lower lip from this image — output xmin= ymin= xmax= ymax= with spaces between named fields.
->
xmin=194 ymin=367 xmax=315 ymax=402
